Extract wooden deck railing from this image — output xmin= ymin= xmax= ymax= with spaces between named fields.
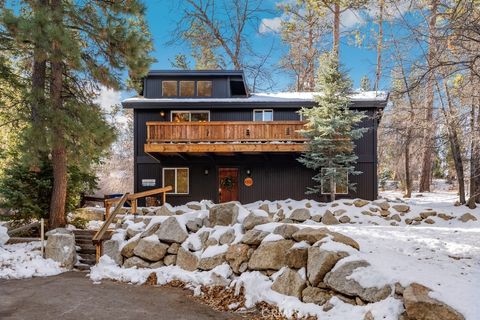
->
xmin=146 ymin=121 xmax=308 ymax=143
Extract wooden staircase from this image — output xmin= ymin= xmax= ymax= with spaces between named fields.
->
xmin=73 ymin=230 xmax=97 ymax=270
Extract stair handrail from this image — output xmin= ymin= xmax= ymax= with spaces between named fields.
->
xmin=92 ymin=193 xmax=129 ymax=262
xmin=93 ymin=192 xmax=128 ymax=244
xmin=103 ymin=186 xmax=173 ymax=218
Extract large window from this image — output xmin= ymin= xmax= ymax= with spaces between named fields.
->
xmin=197 ymin=81 xmax=212 ymax=97
xmin=321 ymin=167 xmax=349 ymax=195
xmin=253 ymin=109 xmax=273 ymax=121
xmin=163 ymin=168 xmax=189 ymax=194
xmin=162 ymin=81 xmax=177 ymax=97
xmin=179 ymin=81 xmax=195 ymax=97
xmin=171 ymin=110 xmax=210 ymax=122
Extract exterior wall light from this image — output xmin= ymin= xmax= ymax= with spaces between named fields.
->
xmin=246 ymin=169 xmax=251 ymax=176
xmin=204 ymin=169 xmax=209 ymax=175
xmin=160 ymin=111 xmax=165 ymax=117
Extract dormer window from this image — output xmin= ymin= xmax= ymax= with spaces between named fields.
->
xmin=162 ymin=81 xmax=177 ymax=97
xmin=180 ymin=81 xmax=195 ymax=97
xmin=197 ymin=81 xmax=212 ymax=97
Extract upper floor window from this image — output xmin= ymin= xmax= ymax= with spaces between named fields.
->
xmin=179 ymin=81 xmax=195 ymax=97
xmin=253 ymin=109 xmax=273 ymax=121
xmin=162 ymin=81 xmax=177 ymax=97
xmin=171 ymin=110 xmax=210 ymax=122
xmin=197 ymin=81 xmax=212 ymax=97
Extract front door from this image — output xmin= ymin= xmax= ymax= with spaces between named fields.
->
xmin=218 ymin=168 xmax=239 ymax=203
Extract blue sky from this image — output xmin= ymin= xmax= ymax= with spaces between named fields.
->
xmin=143 ymin=0 xmax=394 ymax=92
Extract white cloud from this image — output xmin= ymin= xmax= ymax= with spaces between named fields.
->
xmin=94 ymin=86 xmax=122 ymax=113
xmin=94 ymin=86 xmax=129 ymax=125
xmin=259 ymin=16 xmax=283 ymax=34
xmin=341 ymin=9 xmax=366 ymax=30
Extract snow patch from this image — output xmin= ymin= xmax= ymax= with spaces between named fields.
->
xmin=0 ymin=241 xmax=64 ymax=279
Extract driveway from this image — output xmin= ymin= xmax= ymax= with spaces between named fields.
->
xmin=0 ymin=272 xmax=241 ymax=320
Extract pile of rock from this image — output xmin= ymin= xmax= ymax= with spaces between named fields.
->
xmin=100 ymin=201 xmax=464 ymax=319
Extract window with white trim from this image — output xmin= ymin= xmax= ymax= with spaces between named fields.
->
xmin=321 ymin=167 xmax=348 ymax=195
xmin=171 ymin=110 xmax=210 ymax=122
xmin=163 ymin=168 xmax=189 ymax=194
xmin=253 ymin=109 xmax=273 ymax=121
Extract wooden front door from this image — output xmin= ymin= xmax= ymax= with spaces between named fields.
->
xmin=218 ymin=168 xmax=239 ymax=203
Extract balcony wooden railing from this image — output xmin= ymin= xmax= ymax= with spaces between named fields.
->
xmin=145 ymin=121 xmax=309 ymax=153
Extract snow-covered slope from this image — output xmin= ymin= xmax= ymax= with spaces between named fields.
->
xmin=88 ymin=195 xmax=479 ymax=319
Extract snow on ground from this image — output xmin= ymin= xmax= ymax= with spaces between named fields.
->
xmin=88 ymin=192 xmax=480 ymax=319
xmin=381 ymin=190 xmax=466 ymax=208
xmin=0 ymin=224 xmax=9 ymax=245
xmin=322 ymin=225 xmax=480 ymax=320
xmin=90 ymin=256 xmax=404 ymax=319
xmin=0 ymin=241 xmax=64 ymax=279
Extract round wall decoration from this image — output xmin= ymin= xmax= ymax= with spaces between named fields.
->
xmin=244 ymin=177 xmax=253 ymax=187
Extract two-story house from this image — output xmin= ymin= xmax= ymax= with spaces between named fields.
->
xmin=122 ymin=70 xmax=388 ymax=206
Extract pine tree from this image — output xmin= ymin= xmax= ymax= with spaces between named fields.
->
xmin=298 ymin=53 xmax=367 ymax=201
xmin=1 ymin=0 xmax=153 ymax=228
xmin=279 ymin=0 xmax=326 ymax=91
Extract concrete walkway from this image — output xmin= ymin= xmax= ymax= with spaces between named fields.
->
xmin=0 ymin=272 xmax=241 ymax=320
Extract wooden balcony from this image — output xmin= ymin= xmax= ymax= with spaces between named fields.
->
xmin=145 ymin=121 xmax=308 ymax=154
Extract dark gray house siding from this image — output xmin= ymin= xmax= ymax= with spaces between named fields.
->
xmin=125 ymin=70 xmax=387 ymax=206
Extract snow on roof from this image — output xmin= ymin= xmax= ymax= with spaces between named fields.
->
xmin=122 ymin=90 xmax=388 ymax=104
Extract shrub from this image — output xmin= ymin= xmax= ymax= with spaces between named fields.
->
xmin=0 ymin=158 xmax=97 ymax=223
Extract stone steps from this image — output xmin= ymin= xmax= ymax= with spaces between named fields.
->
xmin=73 ymin=230 xmax=97 ymax=270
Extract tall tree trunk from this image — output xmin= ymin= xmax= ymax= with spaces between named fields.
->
xmin=404 ymin=100 xmax=414 ymax=198
xmin=474 ymin=100 xmax=480 ymax=202
xmin=419 ymin=0 xmax=438 ymax=192
xmin=306 ymin=16 xmax=315 ymax=91
xmin=30 ymin=0 xmax=47 ymax=141
xmin=468 ymin=79 xmax=480 ymax=207
xmin=31 ymin=55 xmax=46 ymax=122
xmin=374 ymin=0 xmax=384 ymax=92
xmin=49 ymin=0 xmax=67 ymax=228
xmin=404 ymin=138 xmax=412 ymax=198
xmin=440 ymin=80 xmax=466 ymax=204
xmin=395 ymin=41 xmax=415 ymax=198
xmin=332 ymin=3 xmax=340 ymax=59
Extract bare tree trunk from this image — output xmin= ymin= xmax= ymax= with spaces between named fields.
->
xmin=394 ymin=39 xmax=415 ymax=198
xmin=440 ymin=80 xmax=466 ymax=204
xmin=306 ymin=17 xmax=315 ymax=91
xmin=468 ymin=81 xmax=480 ymax=207
xmin=330 ymin=175 xmax=336 ymax=202
xmin=332 ymin=3 xmax=340 ymax=59
xmin=404 ymin=138 xmax=412 ymax=198
xmin=49 ymin=0 xmax=67 ymax=228
xmin=419 ymin=0 xmax=438 ymax=192
xmin=374 ymin=0 xmax=384 ymax=92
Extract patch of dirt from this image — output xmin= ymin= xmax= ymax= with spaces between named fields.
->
xmin=160 ymin=280 xmax=317 ymax=320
